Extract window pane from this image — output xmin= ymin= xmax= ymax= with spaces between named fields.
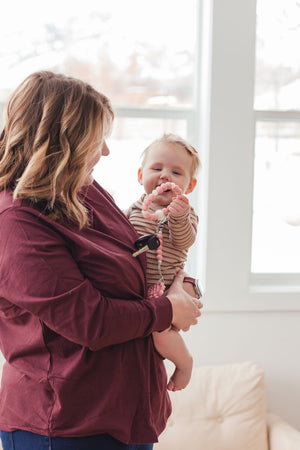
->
xmin=254 ymin=0 xmax=300 ymax=111
xmin=251 ymin=121 xmax=300 ymax=273
xmin=0 ymin=0 xmax=197 ymax=107
xmin=94 ymin=117 xmax=187 ymax=209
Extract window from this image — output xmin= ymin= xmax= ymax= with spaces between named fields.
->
xmin=0 ymin=0 xmax=208 ymax=279
xmin=0 ymin=0 xmax=199 ymax=198
xmin=5 ymin=0 xmax=298 ymax=309
xmin=252 ymin=0 xmax=300 ymax=274
xmin=202 ymin=0 xmax=300 ymax=311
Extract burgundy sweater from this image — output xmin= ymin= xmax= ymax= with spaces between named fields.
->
xmin=0 ymin=181 xmax=172 ymax=444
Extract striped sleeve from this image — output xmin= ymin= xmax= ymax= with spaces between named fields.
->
xmin=168 ymin=207 xmax=198 ymax=249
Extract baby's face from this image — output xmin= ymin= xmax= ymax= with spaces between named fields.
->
xmin=138 ymin=142 xmax=196 ymax=208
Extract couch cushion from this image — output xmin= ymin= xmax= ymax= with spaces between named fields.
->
xmin=155 ymin=361 xmax=268 ymax=450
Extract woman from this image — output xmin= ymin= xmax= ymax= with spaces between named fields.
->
xmin=0 ymin=71 xmax=202 ymax=450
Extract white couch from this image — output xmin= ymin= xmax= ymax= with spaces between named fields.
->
xmin=155 ymin=362 xmax=300 ymax=450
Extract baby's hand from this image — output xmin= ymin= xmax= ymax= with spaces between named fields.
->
xmin=169 ymin=195 xmax=190 ymax=217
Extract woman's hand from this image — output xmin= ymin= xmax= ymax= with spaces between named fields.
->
xmin=166 ymin=270 xmax=203 ymax=331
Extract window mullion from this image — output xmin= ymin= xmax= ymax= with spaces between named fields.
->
xmin=113 ymin=105 xmax=195 ymax=121
xmin=254 ymin=110 xmax=300 ymax=122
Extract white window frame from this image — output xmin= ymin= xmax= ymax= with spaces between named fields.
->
xmin=0 ymin=0 xmax=211 ymax=286
xmin=113 ymin=0 xmax=212 ymax=288
xmin=204 ymin=0 xmax=300 ymax=312
xmin=251 ymin=110 xmax=300 ymax=293
xmin=2 ymin=0 xmax=298 ymax=312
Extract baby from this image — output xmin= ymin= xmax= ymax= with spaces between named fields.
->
xmin=126 ymin=133 xmax=201 ymax=391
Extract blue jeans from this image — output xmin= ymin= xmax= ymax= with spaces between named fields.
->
xmin=0 ymin=430 xmax=154 ymax=450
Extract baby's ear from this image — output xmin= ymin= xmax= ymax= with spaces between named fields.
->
xmin=137 ymin=168 xmax=143 ymax=185
xmin=186 ymin=178 xmax=197 ymax=194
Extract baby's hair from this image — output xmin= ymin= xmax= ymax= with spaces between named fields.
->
xmin=141 ymin=133 xmax=201 ymax=178
xmin=0 ymin=71 xmax=114 ymax=229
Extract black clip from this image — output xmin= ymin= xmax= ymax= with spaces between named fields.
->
xmin=132 ymin=234 xmax=160 ymax=257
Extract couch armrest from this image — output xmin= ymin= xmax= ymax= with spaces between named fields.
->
xmin=267 ymin=413 xmax=300 ymax=450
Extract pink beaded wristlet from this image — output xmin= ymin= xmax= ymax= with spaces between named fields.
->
xmin=142 ymin=182 xmax=182 ymax=221
xmin=142 ymin=182 xmax=182 ymax=298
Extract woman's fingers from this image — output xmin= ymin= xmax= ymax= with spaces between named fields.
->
xmin=166 ymin=270 xmax=204 ymax=330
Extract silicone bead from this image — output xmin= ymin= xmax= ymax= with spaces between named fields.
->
xmin=141 ymin=182 xmax=182 ymax=298
xmin=155 ymin=209 xmax=164 ymax=220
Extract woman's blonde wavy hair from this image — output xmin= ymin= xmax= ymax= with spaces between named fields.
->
xmin=0 ymin=71 xmax=114 ymax=229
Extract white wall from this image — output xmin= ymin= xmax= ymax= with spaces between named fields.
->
xmin=185 ymin=311 xmax=300 ymax=431
xmin=192 ymin=0 xmax=300 ymax=431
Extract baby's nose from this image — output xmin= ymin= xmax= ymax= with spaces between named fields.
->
xmin=159 ymin=170 xmax=170 ymax=180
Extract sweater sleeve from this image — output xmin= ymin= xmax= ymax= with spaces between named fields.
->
xmin=168 ymin=206 xmax=198 ymax=249
xmin=0 ymin=208 xmax=172 ymax=351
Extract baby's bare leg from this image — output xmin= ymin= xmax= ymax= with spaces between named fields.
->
xmin=153 ymin=329 xmax=193 ymax=391
xmin=153 ymin=280 xmax=200 ymax=391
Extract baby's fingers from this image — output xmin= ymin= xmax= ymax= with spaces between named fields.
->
xmin=169 ymin=197 xmax=189 ymax=216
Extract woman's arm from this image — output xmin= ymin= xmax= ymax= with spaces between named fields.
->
xmin=0 ymin=208 xmax=172 ymax=351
